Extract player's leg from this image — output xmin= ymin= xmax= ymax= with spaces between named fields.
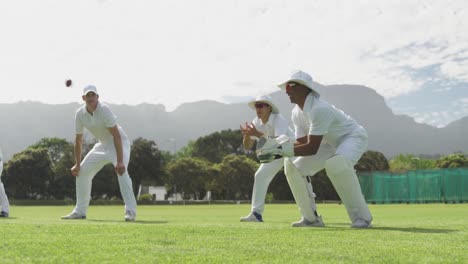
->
xmin=0 ymin=161 xmax=9 ymax=217
xmin=241 ymin=158 xmax=284 ymax=222
xmin=112 ymin=139 xmax=137 ymax=221
xmin=325 ymin=133 xmax=372 ymax=228
xmin=63 ymin=144 xmax=108 ymax=219
xmin=285 ymin=144 xmax=335 ymax=227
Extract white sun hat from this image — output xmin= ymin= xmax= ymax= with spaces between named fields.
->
xmin=248 ymin=95 xmax=279 ymax=113
xmin=82 ymin=85 xmax=98 ymax=96
xmin=277 ymin=70 xmax=320 ymax=98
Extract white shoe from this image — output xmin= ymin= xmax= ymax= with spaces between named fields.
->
xmin=240 ymin=211 xmax=263 ymax=222
xmin=61 ymin=212 xmax=86 ymax=220
xmin=125 ymin=210 xmax=136 ymax=222
xmin=351 ymin=218 xmax=372 ymax=228
xmin=291 ymin=216 xmax=325 ymax=227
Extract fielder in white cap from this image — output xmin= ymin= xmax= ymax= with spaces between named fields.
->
xmin=0 ymin=146 xmax=10 ymax=217
xmin=62 ymin=85 xmax=137 ymax=221
xmin=258 ymin=70 xmax=372 ymax=228
xmin=239 ymin=95 xmax=299 ymax=222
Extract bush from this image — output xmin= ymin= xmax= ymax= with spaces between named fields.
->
xmin=110 ymin=196 xmax=122 ymax=201
xmin=138 ymin=193 xmax=153 ymax=201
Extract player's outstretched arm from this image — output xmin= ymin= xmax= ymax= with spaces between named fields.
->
xmin=71 ymin=134 xmax=83 ymax=177
xmin=108 ymin=125 xmax=125 ymax=176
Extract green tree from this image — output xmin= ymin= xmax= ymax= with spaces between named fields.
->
xmin=389 ymin=154 xmax=436 ymax=172
xmin=355 ymin=150 xmax=389 ymax=171
xmin=192 ymin=129 xmax=243 ymax=163
xmin=91 ymin=164 xmax=120 ymax=199
xmin=4 ymin=148 xmax=53 ymax=199
xmin=30 ymin=138 xmax=71 ymax=166
xmin=267 ymin=170 xmax=293 ymax=200
xmin=29 ymin=138 xmax=76 ymax=199
xmin=166 ymin=157 xmax=216 ymax=200
xmin=435 ymin=153 xmax=467 ymax=168
xmin=48 ymin=146 xmax=76 ymax=199
xmin=128 ymin=137 xmax=165 ymax=195
xmin=175 ymin=140 xmax=195 ymax=158
xmin=212 ymin=154 xmax=257 ymax=200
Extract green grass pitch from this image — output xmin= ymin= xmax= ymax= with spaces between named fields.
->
xmin=0 ymin=204 xmax=467 ymax=263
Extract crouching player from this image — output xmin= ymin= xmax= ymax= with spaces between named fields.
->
xmin=257 ymin=70 xmax=372 ymax=228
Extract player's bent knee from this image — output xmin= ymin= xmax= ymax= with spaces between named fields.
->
xmin=284 ymin=158 xmax=303 ymax=179
xmin=325 ymin=154 xmax=352 ymax=176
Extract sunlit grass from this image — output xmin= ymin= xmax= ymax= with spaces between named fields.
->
xmin=0 ymin=204 xmax=466 ymax=263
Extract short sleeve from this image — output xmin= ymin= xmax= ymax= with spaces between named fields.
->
xmin=75 ymin=110 xmax=84 ymax=135
xmin=101 ymin=105 xmax=117 ymax=128
xmin=308 ymin=106 xmax=334 ymax=135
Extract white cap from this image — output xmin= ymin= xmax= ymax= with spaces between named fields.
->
xmin=278 ymin=70 xmax=320 ymax=98
xmin=248 ymin=95 xmax=279 ymax=113
xmin=82 ymin=85 xmax=98 ymax=96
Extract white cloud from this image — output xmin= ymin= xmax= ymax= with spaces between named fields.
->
xmin=0 ymin=0 xmax=467 ymax=116
xmin=440 ymin=60 xmax=468 ymax=81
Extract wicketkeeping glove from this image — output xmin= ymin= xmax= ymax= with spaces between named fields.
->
xmin=256 ymin=135 xmax=294 ymax=163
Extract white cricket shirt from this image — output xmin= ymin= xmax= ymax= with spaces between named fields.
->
xmin=75 ymin=102 xmax=128 ymax=146
xmin=251 ymin=113 xmax=294 ymax=140
xmin=292 ymin=94 xmax=365 ymax=147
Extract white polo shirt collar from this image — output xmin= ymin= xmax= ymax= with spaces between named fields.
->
xmin=82 ymin=101 xmax=102 ymax=116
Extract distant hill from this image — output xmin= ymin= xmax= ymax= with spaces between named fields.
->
xmin=0 ymin=84 xmax=466 ymax=160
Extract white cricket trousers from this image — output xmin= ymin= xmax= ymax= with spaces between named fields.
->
xmin=72 ymin=141 xmax=137 ymax=215
xmin=0 ymin=161 xmax=10 ymax=214
xmin=291 ymin=131 xmax=371 ymax=222
xmin=250 ymin=158 xmax=284 ymax=214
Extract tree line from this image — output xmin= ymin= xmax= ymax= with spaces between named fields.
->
xmin=1 ymin=130 xmax=466 ymax=201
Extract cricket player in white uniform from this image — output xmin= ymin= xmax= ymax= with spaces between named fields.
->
xmin=239 ymin=95 xmax=302 ymax=222
xmin=62 ymin=85 xmax=137 ymax=221
xmin=257 ymin=70 xmax=372 ymax=228
xmin=0 ymin=146 xmax=10 ymax=217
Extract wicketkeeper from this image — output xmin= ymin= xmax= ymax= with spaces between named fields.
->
xmin=240 ymin=95 xmax=305 ymax=222
xmin=62 ymin=85 xmax=137 ymax=221
xmin=256 ymin=70 xmax=372 ymax=228
xmin=0 ymin=146 xmax=10 ymax=217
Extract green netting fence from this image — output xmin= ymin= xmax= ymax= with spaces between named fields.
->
xmin=358 ymin=168 xmax=468 ymax=204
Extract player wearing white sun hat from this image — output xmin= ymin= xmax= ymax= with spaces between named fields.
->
xmin=259 ymin=70 xmax=372 ymax=228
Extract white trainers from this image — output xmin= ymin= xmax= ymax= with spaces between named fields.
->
xmin=351 ymin=218 xmax=372 ymax=228
xmin=61 ymin=212 xmax=86 ymax=220
xmin=240 ymin=211 xmax=263 ymax=222
xmin=125 ymin=210 xmax=136 ymax=222
xmin=291 ymin=216 xmax=325 ymax=227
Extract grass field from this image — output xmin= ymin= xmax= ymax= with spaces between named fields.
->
xmin=0 ymin=204 xmax=467 ymax=263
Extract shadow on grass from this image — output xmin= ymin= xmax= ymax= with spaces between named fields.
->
xmin=87 ymin=219 xmax=168 ymax=224
xmin=370 ymin=226 xmax=457 ymax=234
xmin=331 ymin=223 xmax=456 ymax=234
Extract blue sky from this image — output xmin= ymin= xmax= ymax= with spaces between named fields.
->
xmin=0 ymin=0 xmax=467 ymax=128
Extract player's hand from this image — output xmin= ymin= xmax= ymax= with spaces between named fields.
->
xmin=115 ymin=161 xmax=126 ymax=176
xmin=71 ymin=164 xmax=80 ymax=177
xmin=240 ymin=122 xmax=261 ymax=138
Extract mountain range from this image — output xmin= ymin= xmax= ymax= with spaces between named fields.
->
xmin=0 ymin=84 xmax=466 ymax=160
